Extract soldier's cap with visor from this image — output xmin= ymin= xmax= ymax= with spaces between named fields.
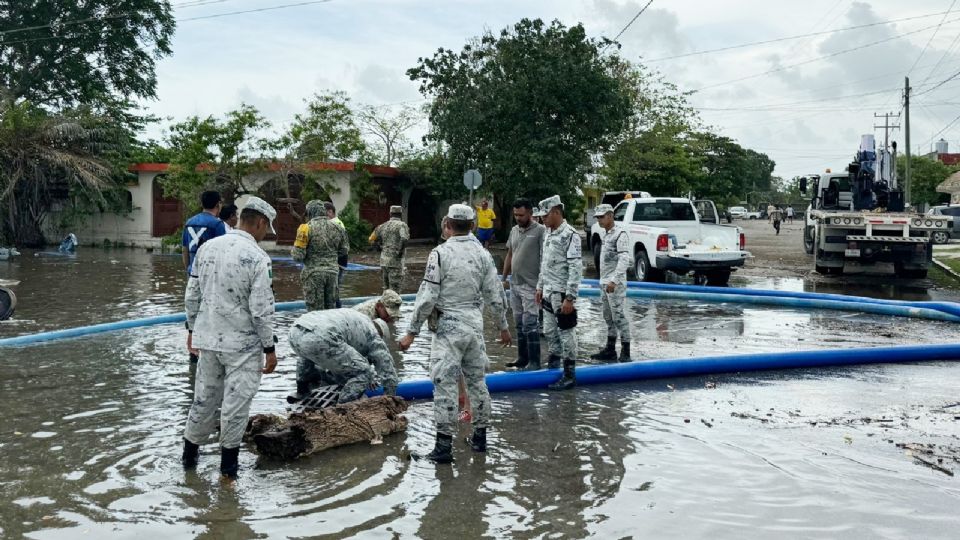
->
xmin=538 ymin=195 xmax=564 ymax=214
xmin=373 ymin=318 xmax=391 ymax=341
xmin=242 ymin=196 xmax=277 ymax=235
xmin=531 ymin=206 xmax=545 ymax=218
xmin=593 ymin=203 xmax=615 ymax=217
xmin=446 ymin=203 xmax=475 ymax=221
xmin=380 ymin=289 xmax=403 ymax=321
xmin=389 ymin=205 xmax=403 ymax=215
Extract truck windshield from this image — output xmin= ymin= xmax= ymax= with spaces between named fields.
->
xmin=633 ymin=202 xmax=695 ymax=221
xmin=613 ymin=203 xmax=628 ymax=222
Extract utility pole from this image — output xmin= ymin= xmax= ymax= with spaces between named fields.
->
xmin=873 ymin=111 xmax=900 ymax=150
xmin=904 ymin=76 xmax=912 ymax=205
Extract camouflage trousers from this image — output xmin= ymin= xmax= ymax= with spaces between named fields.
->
xmin=543 ymin=292 xmax=577 ymax=361
xmin=382 ymin=266 xmax=403 ymax=292
xmin=601 ymin=283 xmax=631 ymax=341
xmin=289 ymin=325 xmax=378 ymax=404
xmin=430 ymin=317 xmax=490 ymax=436
xmin=302 ymin=271 xmax=339 ymax=311
xmin=183 ymin=349 xmax=263 ymax=449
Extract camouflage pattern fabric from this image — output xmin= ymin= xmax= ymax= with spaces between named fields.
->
xmin=373 ymin=217 xmax=409 ymax=268
xmin=302 ymin=272 xmax=338 ymax=311
xmin=184 ymin=349 xmax=262 ymax=449
xmin=292 ymin=215 xmax=348 ymax=310
xmin=406 ymin=235 xmax=509 ymax=436
xmin=599 ymin=224 xmax=632 ymax=341
xmin=382 ymin=266 xmax=404 ymax=292
xmin=537 ymin=221 xmax=583 ymax=362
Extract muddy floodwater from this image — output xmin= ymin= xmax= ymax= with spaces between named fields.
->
xmin=2 ymin=245 xmax=960 ymax=539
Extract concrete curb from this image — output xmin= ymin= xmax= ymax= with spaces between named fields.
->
xmin=933 ymin=257 xmax=960 ymax=283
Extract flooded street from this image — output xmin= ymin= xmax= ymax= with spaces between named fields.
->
xmin=2 ymin=231 xmax=960 ymax=538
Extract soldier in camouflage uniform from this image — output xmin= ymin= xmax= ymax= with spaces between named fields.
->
xmin=289 ymin=309 xmax=399 ymax=403
xmin=399 ymin=204 xmax=511 ymax=463
xmin=182 ymin=197 xmax=278 ymax=480
xmin=292 ymin=200 xmax=349 ymax=311
xmin=370 ymin=205 xmax=409 ymax=292
xmin=589 ymin=204 xmax=633 ymax=362
xmin=535 ymin=195 xmax=583 ymax=391
xmin=353 ymin=289 xmax=403 ymax=323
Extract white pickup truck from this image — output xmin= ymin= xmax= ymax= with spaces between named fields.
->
xmin=588 ymin=197 xmax=750 ymax=286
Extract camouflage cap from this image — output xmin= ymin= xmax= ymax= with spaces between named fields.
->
xmin=373 ymin=318 xmax=391 ymax=341
xmin=305 ymin=200 xmax=325 ymax=220
xmin=242 ymin=196 xmax=277 ymax=235
xmin=390 ymin=205 xmax=403 ymax=215
xmin=531 ymin=206 xmax=545 ymax=218
xmin=446 ymin=203 xmax=475 ymax=221
xmin=539 ymin=195 xmax=563 ymax=213
xmin=380 ymin=289 xmax=402 ymax=321
xmin=593 ymin=203 xmax=614 ymax=217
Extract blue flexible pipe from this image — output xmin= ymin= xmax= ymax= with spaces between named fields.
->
xmin=270 ymin=257 xmax=379 ymax=271
xmin=385 ymin=343 xmax=960 ymax=400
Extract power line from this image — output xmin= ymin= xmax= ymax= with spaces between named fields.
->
xmin=645 ymin=10 xmax=958 ymax=62
xmin=915 ymin=66 xmax=960 ymax=96
xmin=690 ymin=15 xmax=960 ymax=93
xmin=905 ymin=0 xmax=957 ymax=76
xmin=603 ymin=0 xmax=654 ymax=50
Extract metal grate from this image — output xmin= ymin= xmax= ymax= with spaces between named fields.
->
xmin=288 ymin=384 xmax=343 ymax=412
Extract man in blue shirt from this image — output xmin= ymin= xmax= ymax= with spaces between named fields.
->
xmin=182 ymin=191 xmax=227 ymax=275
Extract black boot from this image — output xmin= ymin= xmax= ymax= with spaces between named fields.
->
xmin=182 ymin=438 xmax=199 ymax=469
xmin=505 ymin=332 xmax=529 ymax=369
xmin=465 ymin=427 xmax=486 ymax=452
xmin=286 ymin=380 xmax=312 ymax=404
xmin=618 ymin=341 xmax=631 ymax=362
xmin=425 ymin=433 xmax=454 ymax=463
xmin=546 ymin=354 xmax=562 ymax=370
xmin=590 ymin=336 xmax=617 ymax=361
xmin=220 ymin=446 xmax=240 ymax=479
xmin=548 ymin=360 xmax=576 ymax=391
xmin=523 ymin=331 xmax=542 ymax=371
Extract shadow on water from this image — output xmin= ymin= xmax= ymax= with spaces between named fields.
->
xmin=2 ymin=248 xmax=960 ymax=538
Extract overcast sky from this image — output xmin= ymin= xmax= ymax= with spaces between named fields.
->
xmin=144 ymin=0 xmax=960 ymax=182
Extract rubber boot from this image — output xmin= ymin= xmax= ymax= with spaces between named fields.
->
xmin=465 ymin=427 xmax=487 ymax=452
xmin=590 ymin=336 xmax=617 ymax=361
xmin=189 ymin=353 xmax=199 ymax=363
xmin=548 ymin=360 xmax=576 ymax=391
xmin=523 ymin=331 xmax=542 ymax=371
xmin=220 ymin=446 xmax=240 ymax=479
xmin=505 ymin=331 xmax=528 ymax=369
xmin=546 ymin=354 xmax=562 ymax=370
xmin=425 ymin=433 xmax=454 ymax=463
xmin=618 ymin=341 xmax=631 ymax=363
xmin=286 ymin=380 xmax=312 ymax=404
xmin=182 ymin=438 xmax=199 ymax=469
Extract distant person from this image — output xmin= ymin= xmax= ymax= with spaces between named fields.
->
xmin=369 ymin=206 xmax=410 ymax=292
xmin=182 ymin=191 xmax=226 ymax=276
xmin=324 ymin=202 xmax=347 ymax=307
xmin=590 ymin=204 xmax=632 ymax=362
xmin=502 ymin=198 xmax=546 ymax=370
xmin=292 ymin=200 xmax=349 ymax=311
xmin=475 ymin=198 xmax=497 ymax=248
xmin=786 ymin=206 xmax=795 ymax=224
xmin=770 ymin=206 xmax=783 ymax=235
xmin=181 ymin=197 xmax=278 ymax=480
xmin=58 ymin=233 xmax=78 ymax=253
xmin=767 ymin=204 xmax=775 ymax=223
xmin=219 ymin=204 xmax=238 ymax=231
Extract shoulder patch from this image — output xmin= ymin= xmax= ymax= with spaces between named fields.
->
xmin=566 ymin=232 xmax=582 ymax=259
xmin=424 ymin=250 xmax=440 ymax=283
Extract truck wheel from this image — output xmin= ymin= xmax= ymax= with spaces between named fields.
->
xmin=634 ymin=250 xmax=664 ymax=283
xmin=932 ymin=231 xmax=950 ymax=245
xmin=592 ymin=240 xmax=602 ymax=273
xmin=803 ymin=226 xmax=815 ymax=254
xmin=704 ymin=270 xmax=731 ymax=286
xmin=749 ymin=216 xmax=757 ymax=220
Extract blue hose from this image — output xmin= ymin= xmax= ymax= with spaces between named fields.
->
xmin=270 ymin=257 xmax=379 ymax=271
xmin=385 ymin=342 xmax=960 ymax=400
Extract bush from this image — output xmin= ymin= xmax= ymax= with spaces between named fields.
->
xmin=340 ymin=201 xmax=372 ymax=250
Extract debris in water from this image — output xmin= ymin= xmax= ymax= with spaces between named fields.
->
xmin=705 ymin=382 xmax=716 ymax=389
xmin=632 ymin=481 xmax=654 ymax=492
xmin=701 ymin=419 xmax=713 ymax=428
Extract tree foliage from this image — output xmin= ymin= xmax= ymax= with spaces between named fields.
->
xmin=356 ymin=103 xmax=422 ymax=167
xmin=0 ymin=0 xmax=175 ymax=109
xmin=407 ymin=18 xmax=630 ymax=211
xmin=898 ymin=156 xmax=957 ymax=206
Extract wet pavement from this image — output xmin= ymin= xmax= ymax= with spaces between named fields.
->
xmin=1 ymin=245 xmax=960 ymax=539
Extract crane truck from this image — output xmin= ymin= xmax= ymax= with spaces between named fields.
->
xmin=800 ymin=134 xmax=951 ymax=278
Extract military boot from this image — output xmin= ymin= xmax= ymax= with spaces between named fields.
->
xmin=618 ymin=341 xmax=632 ymax=363
xmin=590 ymin=336 xmax=617 ymax=361
xmin=523 ymin=331 xmax=542 ymax=371
xmin=548 ymin=360 xmax=576 ymax=391
xmin=546 ymin=354 xmax=562 ymax=370
xmin=220 ymin=446 xmax=240 ymax=479
xmin=465 ymin=427 xmax=487 ymax=452
xmin=505 ymin=331 xmax=529 ymax=369
xmin=286 ymin=380 xmax=312 ymax=404
xmin=182 ymin=438 xmax=199 ymax=469
xmin=425 ymin=433 xmax=454 ymax=463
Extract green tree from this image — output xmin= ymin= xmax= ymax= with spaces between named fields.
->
xmin=283 ymin=91 xmax=366 ymax=163
xmin=897 ymin=156 xmax=956 ymax=206
xmin=356 ymin=103 xmax=422 ymax=166
xmin=408 ymin=18 xmax=630 ymax=219
xmin=0 ymin=0 xmax=174 ymax=109
xmin=600 ymin=124 xmax=704 ymax=196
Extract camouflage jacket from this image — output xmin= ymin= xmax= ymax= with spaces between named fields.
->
xmin=292 ymin=217 xmax=349 ymax=276
xmin=599 ymin=224 xmax=632 ymax=286
xmin=373 ymin=218 xmax=409 ymax=268
xmin=292 ymin=309 xmax=398 ymax=389
xmin=537 ymin=220 xmax=583 ymax=299
xmin=406 ymin=235 xmax=508 ymax=336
